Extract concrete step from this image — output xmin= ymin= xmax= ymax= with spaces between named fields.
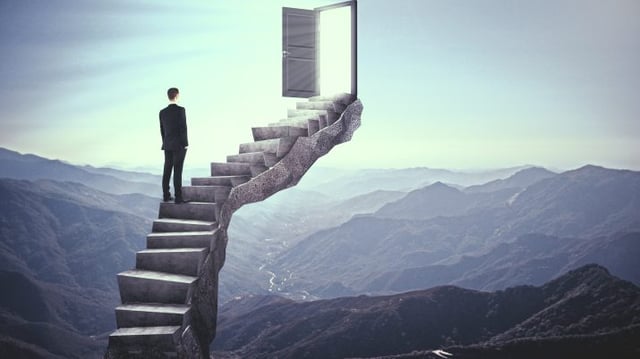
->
xmin=309 ymin=93 xmax=356 ymax=105
xmin=227 ymin=152 xmax=266 ymax=166
xmin=115 ymin=304 xmax=190 ymax=328
xmin=298 ymin=100 xmax=347 ymax=114
xmin=191 ymin=175 xmax=250 ymax=187
xmin=308 ymin=119 xmax=320 ymax=136
xmin=182 ymin=185 xmax=230 ymax=203
xmin=136 ymin=248 xmax=207 ymax=276
xmin=269 ymin=119 xmax=308 ymax=128
xmin=282 ymin=114 xmax=320 ymax=122
xmin=210 ymin=162 xmax=251 ymax=176
xmin=239 ymin=137 xmax=298 ymax=158
xmin=288 ymin=108 xmax=327 ymax=118
xmin=159 ymin=202 xmax=216 ymax=222
xmin=210 ymin=161 xmax=268 ymax=178
xmin=152 ymin=218 xmax=217 ymax=233
xmin=239 ymin=138 xmax=278 ymax=154
xmin=296 ymin=101 xmax=335 ymax=111
xmin=147 ymin=231 xmax=214 ymax=249
xmin=252 ymin=126 xmax=309 ymax=141
xmin=117 ymin=270 xmax=197 ymax=304
xmin=108 ymin=326 xmax=181 ymax=352
xmin=289 ymin=108 xmax=339 ymax=125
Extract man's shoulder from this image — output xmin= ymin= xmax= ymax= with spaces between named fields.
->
xmin=159 ymin=104 xmax=185 ymax=118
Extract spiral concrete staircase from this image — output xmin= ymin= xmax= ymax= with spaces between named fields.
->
xmin=104 ymin=94 xmax=363 ymax=358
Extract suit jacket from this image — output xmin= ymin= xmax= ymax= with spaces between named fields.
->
xmin=159 ymin=104 xmax=188 ymax=151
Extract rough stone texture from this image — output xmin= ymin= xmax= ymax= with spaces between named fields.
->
xmin=105 ymin=98 xmax=362 ymax=359
xmin=189 ymin=99 xmax=362 ymax=357
xmin=220 ymin=99 xmax=362 ymax=220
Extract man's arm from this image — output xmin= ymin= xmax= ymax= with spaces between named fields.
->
xmin=181 ymin=107 xmax=188 ymax=147
xmin=159 ymin=111 xmax=165 ymax=149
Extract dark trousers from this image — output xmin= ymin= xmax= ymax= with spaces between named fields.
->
xmin=162 ymin=148 xmax=187 ymax=199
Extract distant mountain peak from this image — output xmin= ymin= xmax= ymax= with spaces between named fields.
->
xmin=552 ymin=263 xmax=611 ymax=281
xmin=511 ymin=166 xmax=554 ymax=176
xmin=568 ymin=164 xmax=610 ymax=175
xmin=427 ymin=181 xmax=457 ymax=191
xmin=559 ymin=164 xmax=637 ymax=182
xmin=464 ymin=166 xmax=555 ymax=194
xmin=578 ymin=164 xmax=606 ymax=170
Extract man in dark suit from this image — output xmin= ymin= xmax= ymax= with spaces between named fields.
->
xmin=159 ymin=87 xmax=188 ymax=204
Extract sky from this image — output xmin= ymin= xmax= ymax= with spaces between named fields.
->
xmin=1 ymin=0 xmax=638 ymax=171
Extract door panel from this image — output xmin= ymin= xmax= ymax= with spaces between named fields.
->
xmin=282 ymin=7 xmax=317 ymax=98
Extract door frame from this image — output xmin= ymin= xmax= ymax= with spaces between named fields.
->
xmin=314 ymin=0 xmax=357 ymax=97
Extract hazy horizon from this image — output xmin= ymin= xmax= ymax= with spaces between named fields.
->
xmin=1 ymin=0 xmax=638 ymax=170
xmin=2 ymin=145 xmax=617 ymax=177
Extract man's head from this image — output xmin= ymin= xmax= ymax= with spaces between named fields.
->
xmin=167 ymin=87 xmax=179 ymax=102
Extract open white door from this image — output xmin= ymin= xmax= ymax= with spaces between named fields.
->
xmin=282 ymin=1 xmax=357 ymax=98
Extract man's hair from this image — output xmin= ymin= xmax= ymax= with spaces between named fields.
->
xmin=167 ymin=87 xmax=179 ymax=101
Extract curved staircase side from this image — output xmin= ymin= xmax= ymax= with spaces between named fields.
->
xmin=105 ymin=94 xmax=363 ymax=358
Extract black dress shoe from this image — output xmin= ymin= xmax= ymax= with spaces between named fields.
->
xmin=163 ymin=196 xmax=174 ymax=202
xmin=174 ymin=198 xmax=188 ymax=204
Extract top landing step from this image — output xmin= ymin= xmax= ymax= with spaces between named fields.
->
xmin=191 ymin=175 xmax=250 ymax=187
xmin=308 ymin=93 xmax=356 ymax=105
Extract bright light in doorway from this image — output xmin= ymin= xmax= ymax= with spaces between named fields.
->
xmin=319 ymin=6 xmax=352 ymax=96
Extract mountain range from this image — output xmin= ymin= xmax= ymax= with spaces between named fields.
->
xmin=269 ymin=165 xmax=640 ymax=299
xmin=293 ymin=166 xmax=534 ymax=199
xmin=0 ymin=147 xmax=161 ymax=197
xmin=0 ymin=178 xmax=155 ymax=358
xmin=212 ymin=264 xmax=640 ymax=359
xmin=2 ymin=146 xmax=639 ymax=358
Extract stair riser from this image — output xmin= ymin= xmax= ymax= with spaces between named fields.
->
xmin=252 ymin=126 xmax=308 ymax=141
xmin=227 ymin=152 xmax=266 ymax=165
xmin=136 ymin=250 xmax=207 ymax=276
xmin=210 ymin=162 xmax=251 ymax=176
xmin=239 ymin=140 xmax=279 ymax=154
xmin=118 ymin=276 xmax=193 ymax=304
xmin=182 ymin=186 xmax=230 ymax=203
xmin=239 ymin=138 xmax=298 ymax=159
xmin=116 ymin=309 xmax=189 ymax=328
xmin=287 ymin=109 xmax=338 ymax=124
xmin=191 ymin=176 xmax=250 ymax=187
xmin=288 ymin=109 xmax=327 ymax=118
xmin=108 ymin=330 xmax=179 ymax=352
xmin=287 ymin=114 xmax=320 ymax=122
xmin=159 ymin=203 xmax=217 ymax=222
xmin=293 ymin=109 xmax=339 ymax=125
xmin=270 ymin=120 xmax=309 ymax=128
xmin=147 ymin=234 xmax=213 ymax=249
xmin=152 ymin=221 xmax=215 ymax=233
